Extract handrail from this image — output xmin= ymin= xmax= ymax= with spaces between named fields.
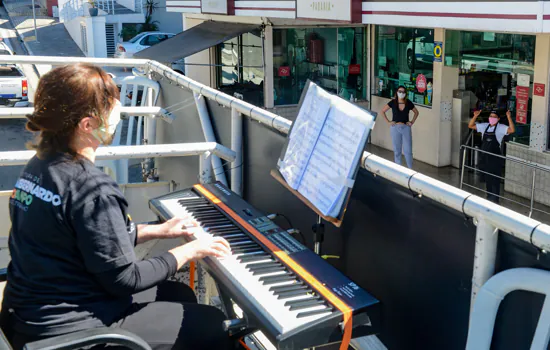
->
xmin=0 ymin=56 xmax=149 ymax=68
xmin=459 ymin=144 xmax=549 ymax=218
xmin=0 ymin=142 xmax=237 ymax=166
xmin=0 ymin=106 xmax=172 ymax=121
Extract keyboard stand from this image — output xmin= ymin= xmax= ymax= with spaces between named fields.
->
xmin=312 ymin=216 xmax=325 ymax=255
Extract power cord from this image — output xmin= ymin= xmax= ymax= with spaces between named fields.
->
xmin=266 ymin=213 xmax=307 ymax=245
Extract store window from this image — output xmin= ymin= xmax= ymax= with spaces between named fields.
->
xmin=217 ymin=30 xmax=264 ymax=106
xmin=445 ymin=30 xmax=536 ymax=146
xmin=374 ymin=26 xmax=434 ymax=107
xmin=273 ymin=27 xmax=366 ymax=106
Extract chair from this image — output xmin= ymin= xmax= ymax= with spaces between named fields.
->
xmin=0 ymin=268 xmax=152 ymax=350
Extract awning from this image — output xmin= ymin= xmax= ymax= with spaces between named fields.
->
xmin=134 ymin=21 xmax=261 ymax=63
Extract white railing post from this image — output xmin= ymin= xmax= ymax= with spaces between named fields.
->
xmin=200 ymin=152 xmax=213 ymax=184
xmin=194 ymin=92 xmax=228 ymax=187
xmin=470 ymin=219 xmax=499 ymax=315
xmin=231 ymin=108 xmax=243 ymax=196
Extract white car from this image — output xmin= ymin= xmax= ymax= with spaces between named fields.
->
xmin=0 ymin=38 xmax=29 ymax=107
xmin=115 ymin=32 xmax=175 ymax=59
xmin=406 ymin=36 xmax=434 ymax=69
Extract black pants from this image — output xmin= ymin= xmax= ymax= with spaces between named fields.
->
xmin=9 ymin=281 xmax=233 ymax=350
xmin=482 ymin=157 xmax=503 ymax=204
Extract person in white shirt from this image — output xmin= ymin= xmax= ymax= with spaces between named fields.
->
xmin=468 ymin=110 xmax=515 ymax=204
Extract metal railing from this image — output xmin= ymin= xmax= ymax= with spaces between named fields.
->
xmin=460 ymin=144 xmax=550 ymax=218
xmin=60 ymin=0 xmax=119 ymax=21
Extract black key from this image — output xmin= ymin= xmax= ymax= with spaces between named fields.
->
xmin=238 ymin=254 xmax=270 ymax=263
xmin=248 ymin=262 xmax=281 ymax=272
xmin=288 ymin=299 xmax=325 ymax=311
xmin=224 ymin=235 xmax=248 ymax=241
xmin=232 ymin=247 xmax=262 ymax=255
xmin=205 ymin=224 xmax=236 ymax=230
xmin=296 ymin=307 xmax=334 ymax=318
xmin=252 ymin=266 xmax=286 ymax=276
xmin=180 ymin=203 xmax=211 ymax=209
xmin=247 ymin=261 xmax=281 ymax=270
xmin=191 ymin=211 xmax=220 ymax=218
xmin=277 ymin=288 xmax=312 ymax=300
xmin=187 ymin=206 xmax=217 ymax=213
xmin=210 ymin=228 xmax=242 ymax=235
xmin=260 ymin=274 xmax=294 ymax=285
xmin=270 ymin=283 xmax=305 ymax=293
xmin=285 ymin=296 xmax=319 ymax=307
xmin=200 ymin=219 xmax=232 ymax=226
xmin=229 ymin=241 xmax=255 ymax=247
xmin=178 ymin=200 xmax=208 ymax=206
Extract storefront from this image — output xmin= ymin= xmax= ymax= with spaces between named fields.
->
xmin=445 ymin=30 xmax=536 ymax=147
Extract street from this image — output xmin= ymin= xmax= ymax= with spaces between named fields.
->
xmin=0 ymin=7 xmax=38 ymax=191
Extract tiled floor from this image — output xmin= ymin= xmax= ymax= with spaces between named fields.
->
xmin=367 ymin=144 xmax=550 ymax=224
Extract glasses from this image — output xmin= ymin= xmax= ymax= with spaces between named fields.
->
xmin=397 ymin=90 xmax=406 ymax=93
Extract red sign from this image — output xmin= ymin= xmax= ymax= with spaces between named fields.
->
xmin=348 ymin=64 xmax=361 ymax=75
xmin=534 ymin=83 xmax=546 ymax=97
xmin=278 ymin=66 xmax=290 ymax=77
xmin=416 ymin=74 xmax=427 ymax=93
xmin=516 ymin=85 xmax=530 ymax=124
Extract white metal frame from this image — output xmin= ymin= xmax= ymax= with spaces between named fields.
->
xmin=466 ymin=268 xmax=550 ymax=350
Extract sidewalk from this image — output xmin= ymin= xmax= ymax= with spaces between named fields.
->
xmin=4 ymin=0 xmax=84 ymax=76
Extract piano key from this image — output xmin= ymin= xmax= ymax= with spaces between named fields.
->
xmin=198 ymin=218 xmax=232 ymax=225
xmin=224 ymin=235 xmax=249 ymax=242
xmin=276 ymin=288 xmax=312 ymax=300
xmin=285 ymin=296 xmax=320 ymax=308
xmin=296 ymin=307 xmax=334 ymax=319
xmin=251 ymin=266 xmax=287 ymax=276
xmin=246 ymin=261 xmax=282 ymax=270
xmin=230 ymin=242 xmax=258 ymax=249
xmin=260 ymin=274 xmax=295 ymax=285
xmin=232 ymin=247 xmax=263 ymax=255
xmin=288 ymin=299 xmax=325 ymax=311
xmin=269 ymin=282 xmax=304 ymax=293
xmin=238 ymin=254 xmax=272 ymax=263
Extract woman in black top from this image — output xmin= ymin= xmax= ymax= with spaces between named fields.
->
xmin=380 ymin=85 xmax=419 ymax=168
xmin=1 ymin=64 xmax=233 ymax=350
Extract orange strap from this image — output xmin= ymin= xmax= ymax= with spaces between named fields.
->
xmin=189 ymin=261 xmax=195 ymax=291
xmin=194 ymin=184 xmax=353 ymax=350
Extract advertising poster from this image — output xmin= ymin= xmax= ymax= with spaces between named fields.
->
xmin=516 ymin=86 xmax=529 ymax=124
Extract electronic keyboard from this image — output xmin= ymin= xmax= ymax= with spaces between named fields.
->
xmin=149 ymin=182 xmax=380 ymax=349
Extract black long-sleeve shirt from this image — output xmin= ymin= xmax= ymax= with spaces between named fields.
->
xmin=3 ymin=153 xmax=177 ymax=337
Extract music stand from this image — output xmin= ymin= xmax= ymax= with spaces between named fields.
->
xmin=272 ymin=81 xmax=376 ymax=255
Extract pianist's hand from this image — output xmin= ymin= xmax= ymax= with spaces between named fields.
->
xmin=171 ymin=236 xmax=231 ymax=269
xmin=161 ymin=217 xmax=200 ymax=238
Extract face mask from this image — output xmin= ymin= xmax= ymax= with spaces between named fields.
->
xmin=92 ymin=99 xmax=121 ymax=145
xmin=397 ymin=92 xmax=406 ymax=99
xmin=489 ymin=117 xmax=499 ymax=125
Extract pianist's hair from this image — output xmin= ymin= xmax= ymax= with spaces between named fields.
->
xmin=25 ymin=63 xmax=120 ymax=159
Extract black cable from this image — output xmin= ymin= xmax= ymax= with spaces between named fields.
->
xmin=273 ymin=213 xmax=307 ymax=245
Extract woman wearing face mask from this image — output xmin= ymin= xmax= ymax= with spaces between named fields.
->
xmin=0 ymin=64 xmax=233 ymax=350
xmin=468 ymin=110 xmax=515 ymax=204
xmin=380 ymin=85 xmax=419 ymax=168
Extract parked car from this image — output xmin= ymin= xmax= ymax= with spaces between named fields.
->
xmin=115 ymin=32 xmax=175 ymax=59
xmin=0 ymin=38 xmax=28 ymax=107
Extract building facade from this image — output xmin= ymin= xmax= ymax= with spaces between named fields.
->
xmin=163 ymin=0 xmax=550 ymax=204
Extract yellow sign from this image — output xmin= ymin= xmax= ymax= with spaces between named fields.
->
xmin=433 ymin=41 xmax=443 ymax=63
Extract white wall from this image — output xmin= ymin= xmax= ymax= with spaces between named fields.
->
xmin=86 ymin=16 xmax=108 ymax=58
xmin=152 ymin=0 xmax=183 ymax=34
xmin=183 ymin=17 xmax=212 ymax=85
xmin=64 ymin=17 xmax=85 ymax=51
xmin=118 ymin=0 xmax=135 ymax=11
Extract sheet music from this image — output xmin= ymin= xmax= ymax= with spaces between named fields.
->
xmin=279 ymin=84 xmax=332 ymax=189
xmin=297 ymin=102 xmax=368 ymax=216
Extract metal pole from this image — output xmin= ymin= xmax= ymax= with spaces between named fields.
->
xmin=199 ymin=152 xmax=214 ymax=184
xmin=32 ymin=0 xmax=39 ymax=42
xmin=230 ymin=108 xmax=243 ymax=196
xmin=460 ymin=147 xmax=467 ymax=189
xmin=470 ymin=219 xmax=498 ymax=315
xmin=530 ymin=169 xmax=536 ymax=218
